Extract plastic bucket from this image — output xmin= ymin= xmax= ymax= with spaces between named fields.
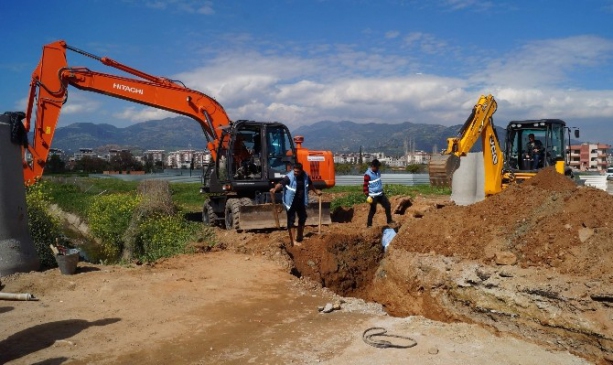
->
xmin=55 ymin=249 xmax=80 ymax=275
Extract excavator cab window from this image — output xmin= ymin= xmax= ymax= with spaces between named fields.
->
xmin=507 ymin=122 xmax=566 ymax=171
xmin=231 ymin=127 xmax=262 ymax=180
xmin=266 ymin=127 xmax=294 ymax=178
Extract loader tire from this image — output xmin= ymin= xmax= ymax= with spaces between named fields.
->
xmin=202 ymin=199 xmax=217 ymax=227
xmin=225 ymin=198 xmax=242 ymax=230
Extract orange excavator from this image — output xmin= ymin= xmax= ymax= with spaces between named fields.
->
xmin=19 ymin=40 xmax=334 ymax=230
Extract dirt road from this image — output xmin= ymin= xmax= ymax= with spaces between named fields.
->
xmin=0 ymin=250 xmax=590 ymax=365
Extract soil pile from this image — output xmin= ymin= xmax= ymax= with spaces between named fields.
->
xmin=393 ymin=167 xmax=613 ymax=279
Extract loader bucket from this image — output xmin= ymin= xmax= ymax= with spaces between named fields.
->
xmin=238 ymin=202 xmax=332 ymax=231
xmin=428 ymin=154 xmax=461 ymax=188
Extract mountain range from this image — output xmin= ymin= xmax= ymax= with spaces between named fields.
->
xmin=47 ymin=116 xmax=481 ymax=156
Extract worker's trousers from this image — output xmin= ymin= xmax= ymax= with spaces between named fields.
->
xmin=367 ymin=194 xmax=392 ymax=227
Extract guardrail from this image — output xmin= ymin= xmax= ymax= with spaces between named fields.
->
xmin=577 ymin=175 xmax=608 ymax=191
xmin=336 ymin=174 xmax=430 ymax=186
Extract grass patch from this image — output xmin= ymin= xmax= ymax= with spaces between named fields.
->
xmin=329 ymin=184 xmax=450 ymax=210
xmin=169 ymin=182 xmax=204 ymax=212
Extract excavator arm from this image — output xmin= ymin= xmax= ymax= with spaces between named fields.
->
xmin=22 ymin=40 xmax=231 ymax=185
xmin=429 ymin=94 xmax=503 ymax=194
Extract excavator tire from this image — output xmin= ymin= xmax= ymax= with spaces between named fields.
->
xmin=225 ymin=198 xmax=242 ymax=231
xmin=202 ymin=199 xmax=217 ymax=227
xmin=428 ymin=154 xmax=461 ymax=188
xmin=223 ymin=197 xmax=256 ymax=231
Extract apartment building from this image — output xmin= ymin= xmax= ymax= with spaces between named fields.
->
xmin=166 ymin=149 xmax=211 ymax=169
xmin=73 ymin=148 xmax=96 ymax=161
xmin=568 ymin=142 xmax=610 ymax=171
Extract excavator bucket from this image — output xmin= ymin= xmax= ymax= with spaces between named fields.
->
xmin=238 ymin=202 xmax=332 ymax=231
xmin=428 ymin=154 xmax=461 ymax=188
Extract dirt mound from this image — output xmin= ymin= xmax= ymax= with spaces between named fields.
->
xmin=522 ymin=166 xmax=578 ymax=192
xmin=393 ymin=168 xmax=613 ymax=278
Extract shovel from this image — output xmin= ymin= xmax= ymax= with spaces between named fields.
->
xmin=270 ymin=192 xmax=280 ymax=229
xmin=271 ymin=192 xmax=293 ymax=246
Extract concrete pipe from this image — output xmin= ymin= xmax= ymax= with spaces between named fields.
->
xmin=0 ymin=112 xmax=40 ymax=276
xmin=451 ymin=152 xmax=478 ymax=206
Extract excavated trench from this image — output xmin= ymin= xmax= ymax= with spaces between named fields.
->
xmin=284 ymin=221 xmax=461 ymax=322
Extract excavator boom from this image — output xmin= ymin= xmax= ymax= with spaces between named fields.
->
xmin=428 ymin=94 xmax=501 ymax=190
xmin=23 ymin=40 xmax=229 ymax=185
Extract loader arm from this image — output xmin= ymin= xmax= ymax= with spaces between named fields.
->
xmin=22 ymin=40 xmax=231 ymax=185
xmin=428 ymin=94 xmax=503 ymax=193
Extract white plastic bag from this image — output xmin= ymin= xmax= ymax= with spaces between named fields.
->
xmin=381 ymin=228 xmax=397 ymax=251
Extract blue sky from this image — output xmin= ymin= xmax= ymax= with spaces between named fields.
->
xmin=2 ymin=0 xmax=613 ymax=144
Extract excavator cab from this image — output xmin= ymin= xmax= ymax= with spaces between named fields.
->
xmin=202 ymin=121 xmax=333 ymax=230
xmin=504 ymin=119 xmax=569 ymax=175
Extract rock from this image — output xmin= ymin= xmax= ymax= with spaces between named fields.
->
xmin=428 ymin=346 xmax=439 ymax=355
xmin=318 ymin=306 xmax=325 ymax=312
xmin=476 ymin=267 xmax=492 ymax=281
xmin=499 ymin=270 xmax=514 ymax=278
xmin=578 ymin=227 xmax=594 ymax=243
xmin=495 ymin=251 xmax=517 ymax=266
xmin=322 ymin=303 xmax=334 ymax=313
xmin=54 ymin=339 xmax=75 ymax=347
xmin=333 ymin=300 xmax=342 ymax=310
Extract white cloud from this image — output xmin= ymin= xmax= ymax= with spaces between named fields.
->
xmin=385 ymin=31 xmax=400 ymax=39
xmin=439 ymin=0 xmax=494 ymax=11
xmin=53 ymin=31 xmax=612 ymax=145
xmin=474 ymin=35 xmax=613 ymax=88
xmin=112 ymin=106 xmax=175 ymax=122
xmin=143 ymin=0 xmax=214 ymax=14
xmin=163 ymin=34 xmax=613 ymax=134
xmin=402 ymin=32 xmax=448 ymax=55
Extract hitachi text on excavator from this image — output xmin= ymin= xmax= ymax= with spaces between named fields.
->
xmin=16 ymin=40 xmax=335 ymax=230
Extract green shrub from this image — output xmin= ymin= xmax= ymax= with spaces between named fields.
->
xmin=133 ymin=215 xmax=213 ymax=262
xmin=26 ymin=182 xmax=62 ymax=269
xmin=87 ymin=193 xmax=141 ymax=260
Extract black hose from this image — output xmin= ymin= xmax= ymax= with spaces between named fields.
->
xmin=362 ymin=327 xmax=417 ymax=349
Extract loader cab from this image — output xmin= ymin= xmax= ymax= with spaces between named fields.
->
xmin=505 ymin=119 xmax=567 ymax=171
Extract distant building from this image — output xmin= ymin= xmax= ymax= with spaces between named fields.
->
xmin=73 ymin=148 xmax=96 ymax=160
xmin=104 ymin=149 xmax=130 ymax=162
xmin=407 ymin=150 xmax=429 ymax=164
xmin=333 ymin=152 xmax=384 ymax=164
xmin=143 ymin=150 xmax=165 ymax=165
xmin=568 ymin=142 xmax=610 ymax=171
xmin=48 ymin=148 xmax=65 ymax=161
xmin=166 ymin=150 xmax=210 ymax=169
